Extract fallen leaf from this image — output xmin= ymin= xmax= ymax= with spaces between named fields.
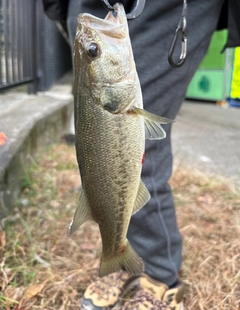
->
xmin=22 ymin=283 xmax=45 ymax=300
xmin=22 ymin=279 xmax=48 ymax=300
xmin=0 ymin=231 xmax=6 ymax=248
xmin=80 ymin=243 xmax=96 ymax=251
xmin=4 ymin=285 xmax=24 ymax=302
xmin=0 ymin=132 xmax=7 ymax=145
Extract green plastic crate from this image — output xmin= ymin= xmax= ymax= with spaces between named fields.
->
xmin=186 ymin=30 xmax=234 ymax=101
xmin=199 ymin=30 xmax=227 ymax=70
xmin=186 ymin=70 xmax=225 ymax=101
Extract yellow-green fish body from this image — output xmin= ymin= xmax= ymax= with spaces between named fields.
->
xmin=69 ymin=3 xmax=173 ymax=277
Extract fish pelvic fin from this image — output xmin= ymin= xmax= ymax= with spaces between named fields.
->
xmin=99 ymin=241 xmax=144 ymax=277
xmin=132 ymin=107 xmax=174 ymax=140
xmin=132 ymin=180 xmax=150 ymax=214
xmin=68 ymin=188 xmax=92 ymax=236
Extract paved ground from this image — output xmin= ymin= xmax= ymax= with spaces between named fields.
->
xmin=0 ymin=76 xmax=73 ymax=218
xmin=172 ymin=101 xmax=240 ymax=188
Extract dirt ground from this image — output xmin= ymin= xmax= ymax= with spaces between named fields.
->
xmin=0 ymin=143 xmax=239 ymax=309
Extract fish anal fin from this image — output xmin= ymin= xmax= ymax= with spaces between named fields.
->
xmin=99 ymin=240 xmax=144 ymax=277
xmin=68 ymin=188 xmax=92 ymax=236
xmin=132 ymin=180 xmax=150 ymax=214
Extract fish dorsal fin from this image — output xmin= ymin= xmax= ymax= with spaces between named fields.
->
xmin=132 ymin=180 xmax=151 ymax=214
xmin=68 ymin=188 xmax=92 ymax=236
xmin=131 ymin=107 xmax=174 ymax=140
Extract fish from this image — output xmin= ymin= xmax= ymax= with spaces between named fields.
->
xmin=69 ymin=3 xmax=173 ymax=277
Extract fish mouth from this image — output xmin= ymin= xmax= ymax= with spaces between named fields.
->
xmin=78 ymin=3 xmax=127 ymax=38
xmin=103 ymin=3 xmax=126 ymax=25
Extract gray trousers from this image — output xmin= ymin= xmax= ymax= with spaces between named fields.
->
xmin=67 ymin=0 xmax=224 ymax=287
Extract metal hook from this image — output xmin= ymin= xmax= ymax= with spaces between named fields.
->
xmin=126 ymin=0 xmax=146 ymax=20
xmin=168 ymin=24 xmax=187 ymax=68
xmin=100 ymin=0 xmax=146 ymax=20
xmin=168 ymin=0 xmax=187 ymax=68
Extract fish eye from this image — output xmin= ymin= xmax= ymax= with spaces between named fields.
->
xmin=87 ymin=43 xmax=100 ymax=58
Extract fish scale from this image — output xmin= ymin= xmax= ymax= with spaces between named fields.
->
xmin=77 ymin=101 xmax=144 ymax=223
xmin=69 ymin=3 xmax=173 ymax=277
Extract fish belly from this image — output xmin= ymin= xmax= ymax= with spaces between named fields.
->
xmin=75 ymin=98 xmax=144 ymax=256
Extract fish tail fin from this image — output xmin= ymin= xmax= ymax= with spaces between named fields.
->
xmin=99 ymin=241 xmax=144 ymax=277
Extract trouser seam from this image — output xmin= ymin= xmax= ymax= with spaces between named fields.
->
xmin=149 ymin=147 xmax=178 ymax=281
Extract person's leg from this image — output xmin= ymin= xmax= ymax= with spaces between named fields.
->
xmin=126 ymin=0 xmax=224 ymax=288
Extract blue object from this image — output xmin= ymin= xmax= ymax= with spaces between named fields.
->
xmin=229 ymin=98 xmax=240 ymax=107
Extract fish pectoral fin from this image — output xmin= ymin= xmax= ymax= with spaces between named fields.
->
xmin=68 ymin=188 xmax=92 ymax=236
xmin=144 ymin=119 xmax=166 ymax=140
xmin=132 ymin=107 xmax=174 ymax=124
xmin=132 ymin=180 xmax=150 ymax=214
xmin=99 ymin=240 xmax=144 ymax=277
xmin=132 ymin=107 xmax=174 ymax=140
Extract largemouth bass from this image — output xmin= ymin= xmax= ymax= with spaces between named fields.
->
xmin=69 ymin=3 xmax=173 ymax=277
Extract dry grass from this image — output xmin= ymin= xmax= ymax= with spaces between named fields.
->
xmin=0 ymin=143 xmax=239 ymax=309
xmin=171 ymin=168 xmax=240 ymax=309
